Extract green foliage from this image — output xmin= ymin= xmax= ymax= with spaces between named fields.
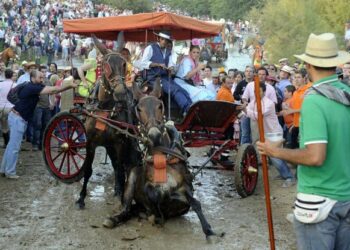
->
xmin=159 ymin=0 xmax=264 ymax=20
xmin=97 ymin=0 xmax=153 ymax=13
xmin=249 ymin=0 xmax=349 ymax=63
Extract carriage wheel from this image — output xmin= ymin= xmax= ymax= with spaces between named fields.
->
xmin=43 ymin=112 xmax=87 ymax=183
xmin=234 ymin=144 xmax=258 ymax=198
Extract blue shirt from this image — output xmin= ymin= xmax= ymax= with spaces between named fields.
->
xmin=277 ymin=79 xmax=291 ymax=98
xmin=14 ymin=82 xmax=45 ymax=121
xmin=17 ymin=72 xmax=30 ymax=85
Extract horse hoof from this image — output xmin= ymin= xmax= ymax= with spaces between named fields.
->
xmin=206 ymin=232 xmax=225 ymax=243
xmin=147 ymin=215 xmax=155 ymax=225
xmin=75 ymin=200 xmax=85 ymax=210
xmin=103 ymin=218 xmax=115 ymax=229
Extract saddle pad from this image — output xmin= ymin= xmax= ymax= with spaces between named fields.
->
xmin=153 ymin=153 xmax=167 ymax=183
xmin=95 ymin=111 xmax=109 ymax=131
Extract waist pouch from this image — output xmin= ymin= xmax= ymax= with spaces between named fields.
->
xmin=294 ymin=193 xmax=337 ymax=224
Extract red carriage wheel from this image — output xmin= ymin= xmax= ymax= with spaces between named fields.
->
xmin=42 ymin=112 xmax=87 ymax=183
xmin=234 ymin=144 xmax=258 ymax=198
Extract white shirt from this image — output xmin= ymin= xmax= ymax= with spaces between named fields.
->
xmin=17 ymin=72 xmax=30 ymax=85
xmin=242 ymin=81 xmax=277 ymax=104
xmin=345 ymin=29 xmax=350 ymax=40
xmin=0 ymin=79 xmax=16 ymax=109
xmin=137 ymin=43 xmax=175 ymax=70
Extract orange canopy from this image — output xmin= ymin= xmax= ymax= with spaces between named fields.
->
xmin=63 ymin=12 xmax=223 ymax=42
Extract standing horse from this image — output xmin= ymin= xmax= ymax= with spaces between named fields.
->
xmin=103 ymin=79 xmax=224 ymax=240
xmin=76 ymin=37 xmax=140 ymax=209
xmin=0 ymin=47 xmax=17 ymax=66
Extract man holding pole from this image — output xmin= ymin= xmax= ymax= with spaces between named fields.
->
xmin=257 ymin=33 xmax=350 ymax=249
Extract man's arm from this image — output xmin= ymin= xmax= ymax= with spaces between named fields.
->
xmin=257 ymin=141 xmax=327 ymax=166
xmin=78 ymin=63 xmax=94 ymax=87
xmin=40 ymin=78 xmax=77 ymax=95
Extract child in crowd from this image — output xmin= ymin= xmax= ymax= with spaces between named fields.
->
xmin=280 ymin=85 xmax=296 ymax=147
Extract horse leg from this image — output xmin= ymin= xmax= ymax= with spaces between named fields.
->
xmin=76 ymin=142 xmax=96 ymax=209
xmin=103 ymin=167 xmax=137 ymax=228
xmin=185 ymin=188 xmax=225 ymax=239
xmin=105 ymin=146 xmax=125 ymax=201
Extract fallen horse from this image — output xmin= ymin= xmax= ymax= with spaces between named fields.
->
xmin=103 ymin=79 xmax=224 ymax=239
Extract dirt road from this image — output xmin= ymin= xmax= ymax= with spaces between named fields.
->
xmin=0 ymin=142 xmax=297 ymax=250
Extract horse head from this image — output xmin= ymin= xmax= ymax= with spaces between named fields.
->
xmin=92 ymin=34 xmax=127 ymax=102
xmin=133 ymin=78 xmax=167 ymax=148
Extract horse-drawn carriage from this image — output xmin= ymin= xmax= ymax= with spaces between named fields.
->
xmin=206 ymin=42 xmax=228 ymax=63
xmin=41 ymin=12 xmax=258 ymax=236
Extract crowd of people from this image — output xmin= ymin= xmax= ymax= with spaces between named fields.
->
xmin=0 ymin=0 xmax=134 ymax=65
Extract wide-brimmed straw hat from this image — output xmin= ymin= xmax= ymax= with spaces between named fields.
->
xmin=278 ymin=58 xmax=288 ymax=63
xmin=24 ymin=61 xmax=37 ymax=68
xmin=294 ymin=33 xmax=350 ymax=68
xmin=280 ymin=65 xmax=294 ymax=74
xmin=154 ymin=30 xmax=172 ymax=41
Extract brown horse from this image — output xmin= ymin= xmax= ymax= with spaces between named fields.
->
xmin=0 ymin=47 xmax=16 ymax=66
xmin=103 ymin=78 xmax=224 ymax=240
xmin=75 ymin=37 xmax=140 ymax=209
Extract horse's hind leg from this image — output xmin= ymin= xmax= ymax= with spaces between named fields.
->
xmin=76 ymin=141 xmax=96 ymax=209
xmin=185 ymin=189 xmax=224 ymax=239
xmin=105 ymin=146 xmax=125 ymax=201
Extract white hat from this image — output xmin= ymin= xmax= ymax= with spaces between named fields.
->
xmin=278 ymin=58 xmax=288 ymax=63
xmin=280 ymin=65 xmax=294 ymax=74
xmin=154 ymin=30 xmax=172 ymax=41
xmin=294 ymin=33 xmax=350 ymax=68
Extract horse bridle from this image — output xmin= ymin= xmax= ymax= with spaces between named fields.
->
xmin=100 ymin=52 xmax=126 ymax=94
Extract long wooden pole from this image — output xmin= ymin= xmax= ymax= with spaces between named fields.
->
xmin=254 ymin=75 xmax=275 ymax=250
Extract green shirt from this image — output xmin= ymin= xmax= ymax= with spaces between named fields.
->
xmin=298 ymin=75 xmax=350 ymax=201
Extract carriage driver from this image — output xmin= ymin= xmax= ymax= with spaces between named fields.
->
xmin=137 ymin=30 xmax=192 ymax=114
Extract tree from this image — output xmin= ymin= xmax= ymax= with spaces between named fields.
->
xmin=248 ymin=0 xmax=348 ymax=63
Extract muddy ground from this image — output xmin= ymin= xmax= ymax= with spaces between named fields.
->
xmin=0 ymin=141 xmax=297 ymax=250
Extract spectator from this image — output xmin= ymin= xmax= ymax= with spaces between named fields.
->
xmin=257 ymin=33 xmax=350 ymax=248
xmin=31 ymin=65 xmax=53 ymax=151
xmin=241 ymin=67 xmax=277 ymax=144
xmin=0 ymin=60 xmax=5 ymax=80
xmin=277 ymin=65 xmax=293 ymax=98
xmin=341 ymin=62 xmax=350 ymax=85
xmin=282 ymin=69 xmax=312 ymax=149
xmin=0 ymin=69 xmax=15 ymax=147
xmin=247 ymin=82 xmax=295 ymax=187
xmin=216 ymin=76 xmax=234 ymax=102
xmin=17 ymin=61 xmax=37 ymax=84
xmin=0 ymin=70 xmax=77 ymax=179
xmin=280 ymin=85 xmax=296 ymax=147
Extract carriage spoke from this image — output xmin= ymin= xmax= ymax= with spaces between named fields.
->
xmin=73 ymin=130 xmax=85 ymax=142
xmin=58 ymin=152 xmax=67 ymax=173
xmin=69 ymin=123 xmax=77 ymax=140
xmin=70 ymin=142 xmax=86 ymax=148
xmin=56 ymin=123 xmax=67 ymax=141
xmin=70 ymin=152 xmax=81 ymax=172
xmin=52 ymin=150 xmax=64 ymax=162
xmin=67 ymin=151 xmax=70 ymax=176
xmin=73 ymin=150 xmax=86 ymax=160
xmin=51 ymin=134 xmax=65 ymax=143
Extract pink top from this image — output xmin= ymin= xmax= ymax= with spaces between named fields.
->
xmin=246 ymin=96 xmax=283 ymax=134
xmin=242 ymin=81 xmax=277 ymax=104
